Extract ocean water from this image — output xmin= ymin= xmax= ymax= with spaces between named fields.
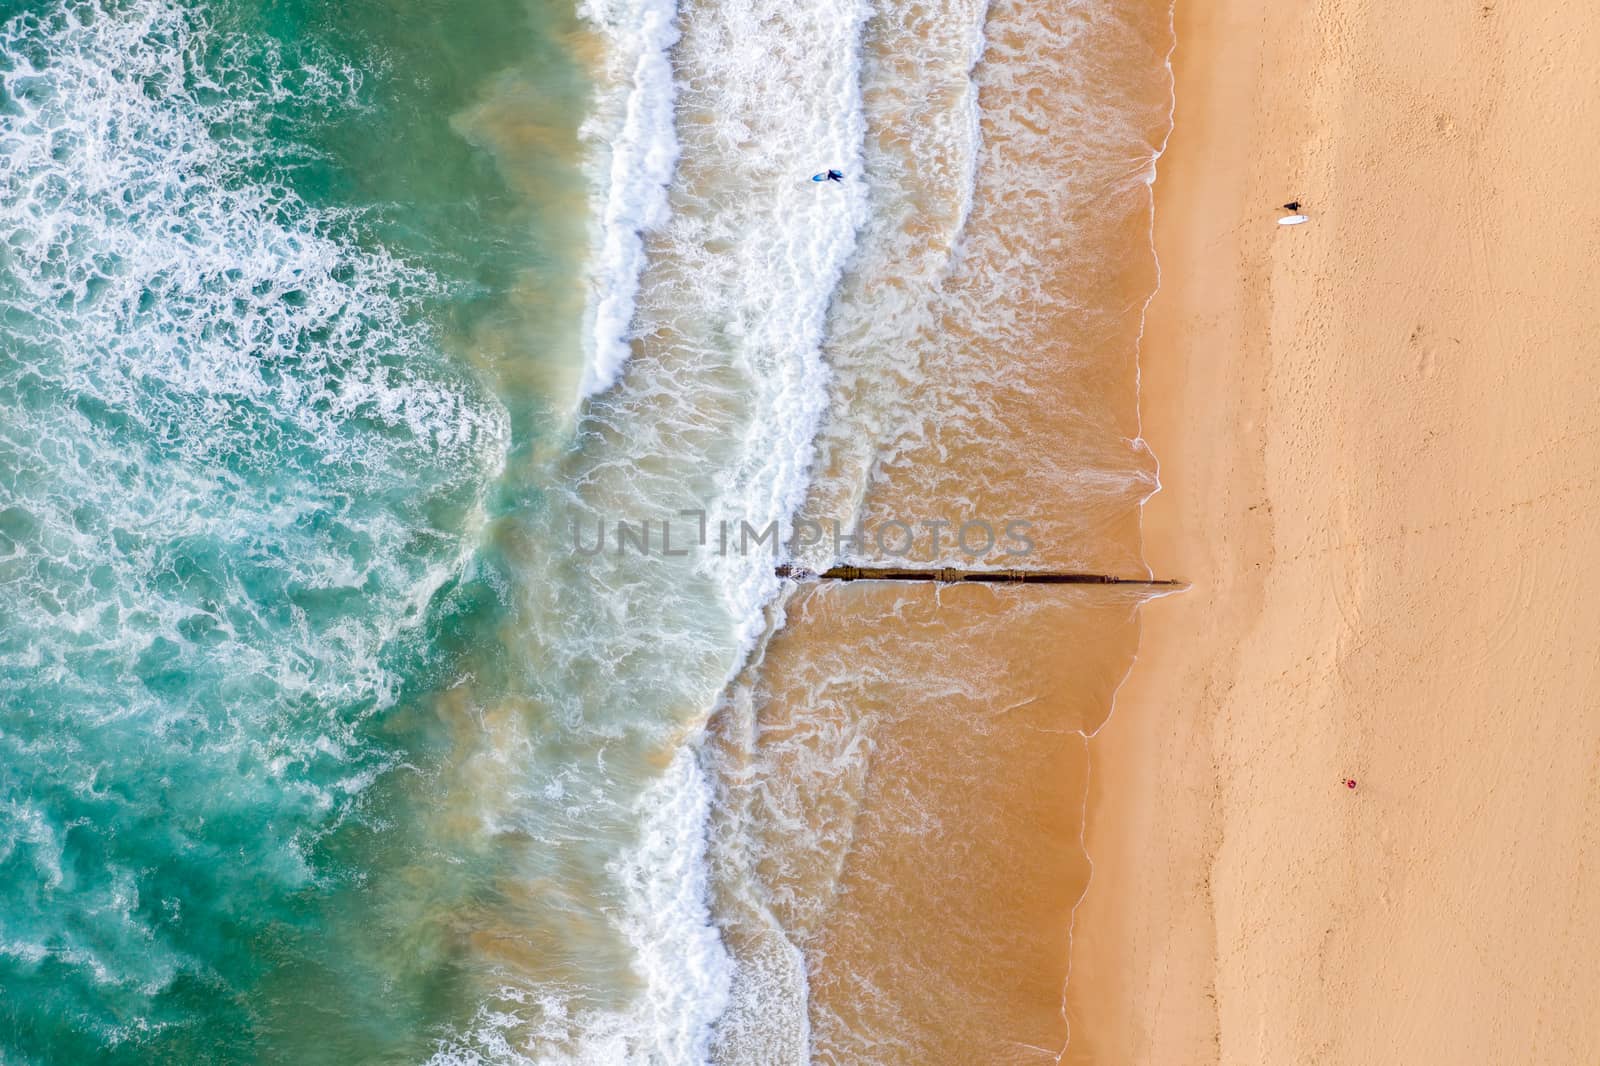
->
xmin=0 ymin=0 xmax=579 ymax=1058
xmin=0 ymin=0 xmax=1173 ymax=1062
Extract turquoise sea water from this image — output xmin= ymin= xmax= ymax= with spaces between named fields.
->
xmin=0 ymin=0 xmax=593 ymax=1059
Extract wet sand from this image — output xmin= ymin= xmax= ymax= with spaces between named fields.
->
xmin=709 ymin=584 xmax=1148 ymax=1064
xmin=1070 ymin=0 xmax=1600 ymax=1061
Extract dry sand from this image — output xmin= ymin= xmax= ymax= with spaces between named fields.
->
xmin=1068 ymin=0 xmax=1600 ymax=1062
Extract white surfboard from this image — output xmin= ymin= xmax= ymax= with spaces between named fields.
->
xmin=1278 ymin=214 xmax=1309 ymax=225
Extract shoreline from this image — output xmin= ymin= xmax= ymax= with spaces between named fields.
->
xmin=1057 ymin=0 xmax=1180 ymax=1053
xmin=1069 ymin=0 xmax=1600 ymax=1061
xmin=1063 ymin=0 xmax=1249 ymax=1053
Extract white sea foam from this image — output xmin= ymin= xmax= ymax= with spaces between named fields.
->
xmin=426 ymin=751 xmax=731 ymax=1066
xmin=594 ymin=0 xmax=875 ymax=1057
xmin=576 ymin=0 xmax=683 ymax=398
xmin=645 ymin=0 xmax=872 ymax=638
xmin=431 ymin=0 xmax=876 ymax=1060
xmin=611 ymin=748 xmax=733 ymax=1063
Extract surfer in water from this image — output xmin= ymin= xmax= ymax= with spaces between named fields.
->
xmin=812 ymin=169 xmax=845 ymax=183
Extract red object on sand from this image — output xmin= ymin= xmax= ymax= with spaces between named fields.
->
xmin=1344 ymin=779 xmax=1358 ymax=790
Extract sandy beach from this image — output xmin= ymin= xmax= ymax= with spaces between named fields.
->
xmin=1069 ymin=0 xmax=1600 ymax=1061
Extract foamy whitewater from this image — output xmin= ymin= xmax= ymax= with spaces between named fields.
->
xmin=575 ymin=0 xmax=680 ymax=398
xmin=0 ymin=0 xmax=1174 ymax=1061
